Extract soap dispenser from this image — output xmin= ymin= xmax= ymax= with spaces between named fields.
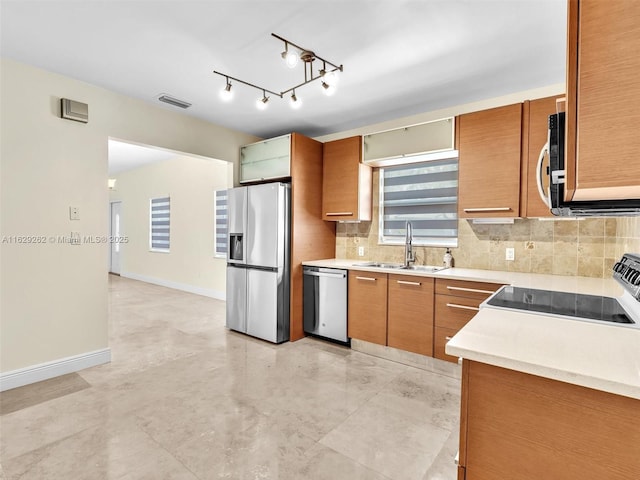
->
xmin=443 ymin=248 xmax=453 ymax=268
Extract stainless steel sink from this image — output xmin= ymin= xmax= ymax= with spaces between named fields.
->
xmin=352 ymin=261 xmax=404 ymax=269
xmin=352 ymin=262 xmax=448 ymax=273
xmin=401 ymin=265 xmax=448 ymax=273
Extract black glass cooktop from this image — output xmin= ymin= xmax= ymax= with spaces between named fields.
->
xmin=486 ymin=287 xmax=633 ymax=324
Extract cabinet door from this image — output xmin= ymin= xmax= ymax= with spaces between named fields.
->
xmin=458 ymin=104 xmax=523 ymax=218
xmin=566 ymin=0 xmax=640 ymax=201
xmin=387 ymin=274 xmax=434 ymax=356
xmin=348 ymin=271 xmax=387 ymax=345
xmin=322 ymin=136 xmax=372 ymax=221
xmin=240 ymin=134 xmax=291 ymax=183
xmin=523 ymin=96 xmax=562 ymax=218
xmin=462 ymin=361 xmax=640 ymax=479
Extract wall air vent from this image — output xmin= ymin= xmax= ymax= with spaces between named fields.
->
xmin=61 ymin=98 xmax=89 ymax=123
xmin=157 ymin=94 xmax=192 ymax=109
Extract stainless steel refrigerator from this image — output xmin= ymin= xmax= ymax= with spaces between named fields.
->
xmin=226 ymin=182 xmax=290 ymax=343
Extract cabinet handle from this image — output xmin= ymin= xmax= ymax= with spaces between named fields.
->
xmin=446 ymin=303 xmax=480 ymax=312
xmin=355 ymin=276 xmax=377 ymax=282
xmin=463 ymin=207 xmax=512 ymax=212
xmin=446 ymin=286 xmax=495 ymax=295
xmin=445 ymin=336 xmax=453 ymax=341
xmin=397 ymin=280 xmax=421 ymax=286
xmin=325 ymin=212 xmax=353 ymax=216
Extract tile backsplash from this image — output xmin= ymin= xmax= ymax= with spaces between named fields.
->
xmin=336 ymin=215 xmax=640 ymax=279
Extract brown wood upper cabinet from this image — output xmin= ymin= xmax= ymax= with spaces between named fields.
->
xmin=458 ymin=103 xmax=523 ymax=218
xmin=387 ymin=274 xmax=434 ymax=356
xmin=322 ymin=136 xmax=372 ymax=221
xmin=565 ymin=0 xmax=640 ymax=201
xmin=521 ymin=96 xmax=563 ymax=218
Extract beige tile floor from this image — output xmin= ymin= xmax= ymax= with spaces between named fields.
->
xmin=0 ymin=275 xmax=460 ymax=480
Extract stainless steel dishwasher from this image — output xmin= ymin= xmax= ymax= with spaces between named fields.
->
xmin=303 ymin=266 xmax=348 ymax=344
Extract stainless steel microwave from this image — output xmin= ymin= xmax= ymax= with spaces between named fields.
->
xmin=537 ymin=112 xmax=640 ymax=217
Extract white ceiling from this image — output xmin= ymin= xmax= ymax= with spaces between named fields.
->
xmin=0 ymin=0 xmax=567 ymax=139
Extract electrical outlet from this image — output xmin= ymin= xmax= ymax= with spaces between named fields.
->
xmin=505 ymin=247 xmax=515 ymax=261
xmin=69 ymin=206 xmax=80 ymax=220
xmin=358 ymin=246 xmax=365 ymax=257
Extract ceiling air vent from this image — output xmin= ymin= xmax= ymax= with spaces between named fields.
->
xmin=157 ymin=94 xmax=192 ymax=109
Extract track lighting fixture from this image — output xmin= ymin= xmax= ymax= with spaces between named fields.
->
xmin=213 ymin=33 xmax=343 ymax=110
xmin=321 ymin=81 xmax=336 ymax=96
xmin=219 ymin=79 xmax=233 ymax=102
xmin=281 ymin=43 xmax=298 ymax=69
xmin=290 ymin=90 xmax=302 ymax=109
xmin=256 ymin=91 xmax=270 ymax=110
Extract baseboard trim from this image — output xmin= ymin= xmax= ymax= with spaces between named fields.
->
xmin=0 ymin=348 xmax=111 ymax=392
xmin=120 ymin=272 xmax=226 ymax=300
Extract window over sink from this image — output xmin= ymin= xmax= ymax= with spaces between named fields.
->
xmin=379 ymin=156 xmax=458 ymax=247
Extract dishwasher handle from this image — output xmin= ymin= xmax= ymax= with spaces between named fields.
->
xmin=303 ymin=269 xmax=346 ymax=279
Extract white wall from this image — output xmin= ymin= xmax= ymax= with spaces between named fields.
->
xmin=0 ymin=58 xmax=257 ymax=376
xmin=109 ymin=154 xmax=232 ymax=298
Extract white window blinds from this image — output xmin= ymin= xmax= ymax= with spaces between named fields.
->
xmin=380 ymin=157 xmax=458 ymax=247
xmin=214 ymin=189 xmax=228 ymax=257
xmin=150 ymin=196 xmax=170 ymax=251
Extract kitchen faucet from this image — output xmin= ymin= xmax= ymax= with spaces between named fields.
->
xmin=404 ymin=221 xmax=415 ymax=268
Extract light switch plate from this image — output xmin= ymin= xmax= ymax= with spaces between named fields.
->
xmin=505 ymin=247 xmax=515 ymax=261
xmin=69 ymin=206 xmax=80 ymax=220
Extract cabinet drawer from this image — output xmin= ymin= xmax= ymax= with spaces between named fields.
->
xmin=435 ymin=294 xmax=481 ymax=330
xmin=434 ymin=326 xmax=460 ymax=363
xmin=388 ymin=274 xmax=434 ymax=356
xmin=435 ymin=279 xmax=502 ymax=300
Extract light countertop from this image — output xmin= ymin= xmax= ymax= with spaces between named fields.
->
xmin=302 ymin=258 xmax=621 ymax=296
xmin=303 ymin=258 xmax=639 ymax=400
xmin=446 ymin=308 xmax=640 ymax=400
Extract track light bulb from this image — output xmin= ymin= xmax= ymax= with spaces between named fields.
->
xmin=282 ymin=49 xmax=298 ymax=68
xmin=323 ymin=71 xmax=339 ymax=86
xmin=321 ymin=81 xmax=336 ymax=96
xmin=290 ymin=91 xmax=302 ymax=109
xmin=219 ymin=83 xmax=233 ymax=102
xmin=256 ymin=95 xmax=269 ymax=110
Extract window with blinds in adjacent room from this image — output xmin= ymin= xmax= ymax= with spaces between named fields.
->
xmin=150 ymin=196 xmax=170 ymax=252
xmin=380 ymin=156 xmax=458 ymax=247
xmin=214 ymin=189 xmax=228 ymax=258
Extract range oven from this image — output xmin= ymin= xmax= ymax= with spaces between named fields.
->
xmin=482 ymin=253 xmax=640 ymax=328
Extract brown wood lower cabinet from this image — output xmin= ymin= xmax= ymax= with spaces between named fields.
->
xmin=458 ymin=360 xmax=640 ymax=480
xmin=387 ymin=274 xmax=434 ymax=356
xmin=347 ymin=273 xmax=503 ymax=363
xmin=434 ymin=326 xmax=459 ymax=363
xmin=434 ymin=279 xmax=502 ymax=363
xmin=347 ymin=270 xmax=388 ymax=345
